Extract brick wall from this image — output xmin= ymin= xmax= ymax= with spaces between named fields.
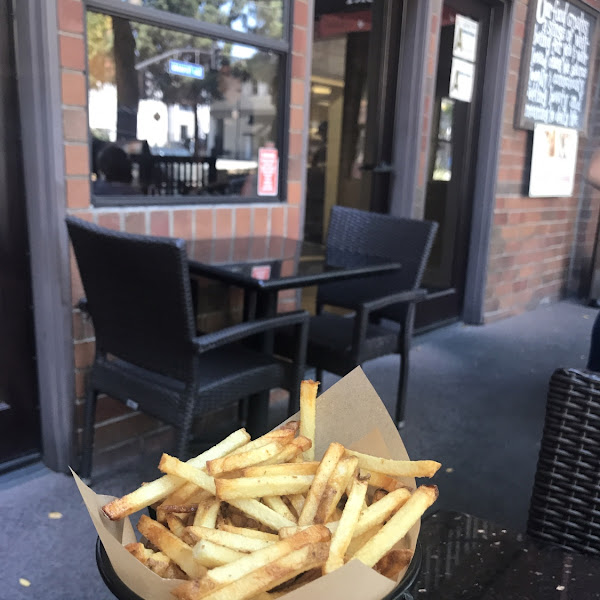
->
xmin=57 ymin=0 xmax=310 ymax=471
xmin=485 ymin=0 xmax=600 ymax=321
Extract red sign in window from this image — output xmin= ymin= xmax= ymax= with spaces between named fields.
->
xmin=251 ymin=265 xmax=271 ymax=280
xmin=257 ymin=148 xmax=279 ymax=196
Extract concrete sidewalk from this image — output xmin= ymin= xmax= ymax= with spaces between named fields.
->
xmin=0 ymin=299 xmax=595 ymax=599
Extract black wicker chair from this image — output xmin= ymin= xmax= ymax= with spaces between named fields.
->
xmin=527 ymin=368 xmax=600 ymax=555
xmin=277 ymin=206 xmax=437 ymax=427
xmin=66 ymin=217 xmax=308 ymax=481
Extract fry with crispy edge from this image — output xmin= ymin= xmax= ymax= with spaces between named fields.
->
xmin=345 ymin=525 xmax=379 ymax=558
xmin=103 ymin=429 xmax=250 ymax=520
xmin=174 ymin=525 xmax=331 ymax=599
xmin=324 ymin=476 xmax=368 ymax=574
xmin=207 ymin=442 xmax=284 ymax=476
xmin=353 ymin=487 xmax=412 ymax=537
xmin=195 ymin=498 xmax=221 ymax=528
xmin=185 ymin=525 xmax=273 ymax=552
xmin=192 ymin=539 xmax=247 ymax=568
xmin=258 ymin=437 xmax=312 ymax=466
xmin=298 ymin=442 xmax=345 ymax=526
xmin=287 ymin=494 xmax=305 ymax=518
xmin=314 ymin=456 xmax=358 ymax=524
xmin=166 ymin=514 xmax=187 ymax=538
xmin=181 ymin=543 xmax=329 ymax=600
xmin=353 ymin=485 xmax=438 ymax=567
xmin=344 ymin=450 xmax=441 ymax=478
xmin=216 ymin=475 xmax=314 ymax=501
xmin=137 ymin=514 xmax=207 ymax=579
xmin=262 ymin=496 xmax=296 ymax=522
xmin=229 ymin=429 xmax=295 ymax=457
xmin=278 ymin=520 xmax=339 ymax=539
xmin=157 ymin=481 xmax=203 ymax=522
xmin=374 ymin=549 xmax=414 ymax=580
xmin=299 ymin=380 xmax=319 ymax=460
xmin=217 ymin=523 xmax=279 ymax=543
xmin=243 ymin=462 xmax=319 ymax=478
xmin=159 ymin=454 xmax=217 ymax=495
xmin=227 ymin=499 xmax=295 ymax=530
xmin=360 ymin=469 xmax=403 ymax=492
xmin=146 ymin=551 xmax=187 ymax=579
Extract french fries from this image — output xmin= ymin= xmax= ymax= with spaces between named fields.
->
xmin=299 ymin=380 xmax=318 ymax=460
xmin=100 ymin=380 xmax=440 ymax=600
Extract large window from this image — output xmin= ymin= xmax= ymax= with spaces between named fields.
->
xmin=86 ymin=1 xmax=290 ymax=204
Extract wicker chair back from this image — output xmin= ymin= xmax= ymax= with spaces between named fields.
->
xmin=66 ymin=216 xmax=196 ymax=382
xmin=527 ymin=368 xmax=600 ymax=555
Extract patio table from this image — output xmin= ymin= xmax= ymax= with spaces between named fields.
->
xmin=95 ymin=508 xmax=600 ymax=599
xmin=184 ymin=236 xmax=402 ymax=433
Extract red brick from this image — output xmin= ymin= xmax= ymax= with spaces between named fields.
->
xmin=292 ymin=26 xmax=307 ymax=54
xmin=59 ymin=34 xmax=85 ymax=70
xmin=215 ymin=209 xmax=232 ymax=238
xmin=124 ymin=212 xmax=146 ymax=234
xmin=289 ymin=132 xmax=303 ymax=157
xmin=61 ymin=70 xmax=86 ymax=106
xmin=253 ymin=207 xmax=269 ymax=236
xmin=271 ymin=207 xmax=285 ymax=236
xmin=287 ymin=206 xmax=300 ymax=239
xmin=66 ymin=178 xmax=90 ymax=209
xmin=173 ymin=210 xmax=192 ymax=238
xmin=58 ymin=0 xmax=84 ymax=34
xmin=97 ymin=212 xmax=121 ymax=230
xmin=74 ymin=369 xmax=87 ymax=399
xmin=287 ymin=156 xmax=303 ymax=181
xmin=150 ymin=211 xmax=169 ymax=236
xmin=74 ymin=340 xmax=95 ymax=369
xmin=291 ymin=54 xmax=306 ymax=79
xmin=294 ymin=0 xmax=308 ymax=28
xmin=63 ymin=107 xmax=87 ymax=142
xmin=287 ymin=181 xmax=302 ymax=205
xmin=291 ymin=80 xmax=304 ymax=106
xmin=195 ymin=209 xmax=213 ymax=239
xmin=72 ymin=310 xmax=95 ymax=341
xmin=65 ymin=144 xmax=89 ymax=176
xmin=235 ymin=207 xmax=252 ymax=237
xmin=290 ymin=106 xmax=304 ymax=132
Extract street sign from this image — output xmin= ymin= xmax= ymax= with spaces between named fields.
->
xmin=168 ymin=59 xmax=205 ymax=80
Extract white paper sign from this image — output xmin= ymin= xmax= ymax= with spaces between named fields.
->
xmin=529 ymin=124 xmax=578 ymax=197
xmin=453 ymin=14 xmax=479 ymax=62
xmin=449 ymin=58 xmax=475 ymax=103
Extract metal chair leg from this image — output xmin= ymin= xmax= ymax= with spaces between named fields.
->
xmin=79 ymin=385 xmax=98 ymax=483
xmin=395 ymin=309 xmax=415 ymax=428
xmin=315 ymin=368 xmax=324 ymax=384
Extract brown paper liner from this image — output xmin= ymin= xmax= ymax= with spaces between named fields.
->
xmin=74 ymin=367 xmax=421 ymax=599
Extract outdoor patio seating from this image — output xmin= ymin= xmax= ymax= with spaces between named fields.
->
xmin=66 ymin=217 xmax=308 ymax=481
xmin=276 ymin=206 xmax=437 ymax=427
xmin=527 ymin=367 xmax=600 ymax=555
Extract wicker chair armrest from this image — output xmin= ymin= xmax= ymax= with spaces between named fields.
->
xmin=359 ymin=288 xmax=427 ymax=313
xmin=193 ymin=310 xmax=308 ymax=354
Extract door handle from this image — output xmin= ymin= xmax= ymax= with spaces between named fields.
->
xmin=360 ymin=162 xmax=394 ymax=174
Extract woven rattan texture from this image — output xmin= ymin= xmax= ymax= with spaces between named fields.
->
xmin=527 ymin=368 xmax=600 ymax=555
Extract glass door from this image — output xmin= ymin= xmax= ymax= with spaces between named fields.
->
xmin=417 ymin=0 xmax=491 ymax=328
xmin=304 ymin=0 xmax=402 ymax=243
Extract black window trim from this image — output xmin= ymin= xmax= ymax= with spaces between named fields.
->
xmin=85 ymin=0 xmax=293 ymax=207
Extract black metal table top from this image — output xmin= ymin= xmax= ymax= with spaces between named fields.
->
xmin=185 ymin=236 xmax=402 ymax=293
xmin=412 ymin=510 xmax=600 ymax=599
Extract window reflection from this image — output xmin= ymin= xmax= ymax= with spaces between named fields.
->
xmin=87 ymin=12 xmax=281 ymax=198
xmin=120 ymin=0 xmax=284 ymax=39
xmin=432 ymin=98 xmax=454 ymax=181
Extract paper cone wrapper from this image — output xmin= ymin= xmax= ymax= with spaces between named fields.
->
xmin=75 ymin=367 xmax=420 ymax=600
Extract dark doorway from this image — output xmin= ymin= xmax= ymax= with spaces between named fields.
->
xmin=304 ymin=0 xmax=402 ymax=243
xmin=417 ymin=0 xmax=492 ymax=329
xmin=0 ymin=0 xmax=40 ymax=467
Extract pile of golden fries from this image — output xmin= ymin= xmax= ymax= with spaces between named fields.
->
xmin=102 ymin=380 xmax=440 ymax=600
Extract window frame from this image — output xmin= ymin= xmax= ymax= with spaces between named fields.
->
xmin=85 ymin=0 xmax=293 ymax=207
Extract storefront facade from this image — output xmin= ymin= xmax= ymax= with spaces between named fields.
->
xmin=3 ymin=0 xmax=600 ymax=472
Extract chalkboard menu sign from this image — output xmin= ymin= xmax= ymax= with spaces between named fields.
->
xmin=516 ymin=0 xmax=598 ymax=133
